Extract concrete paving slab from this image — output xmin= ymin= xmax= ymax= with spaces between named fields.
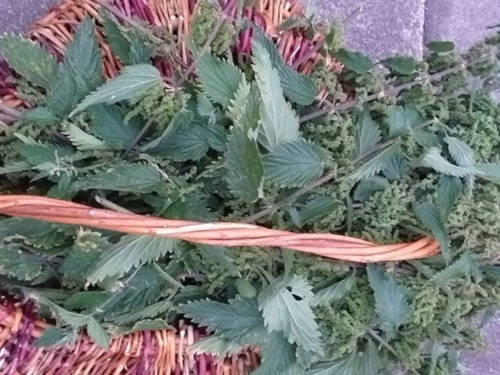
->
xmin=304 ymin=0 xmax=425 ymax=60
xmin=425 ymin=0 xmax=500 ymax=52
xmin=0 ymin=0 xmax=60 ymax=34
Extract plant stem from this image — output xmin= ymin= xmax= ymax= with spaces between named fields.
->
xmin=300 ymin=65 xmax=465 ymax=124
xmin=122 ymin=118 xmax=154 ymax=157
xmin=243 ymin=168 xmax=338 ymax=223
xmin=95 ymin=194 xmax=133 ymax=213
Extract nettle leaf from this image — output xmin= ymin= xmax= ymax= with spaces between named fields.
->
xmin=88 ymin=105 xmax=142 ymax=149
xmin=437 ymin=175 xmax=462 ymax=219
xmin=180 ymin=297 xmax=264 ymax=340
xmin=128 ymin=31 xmax=152 ymax=64
xmin=225 ymin=126 xmax=264 ymax=202
xmin=258 ymin=276 xmax=322 ymax=354
xmin=88 ymin=235 xmax=178 ymax=283
xmin=353 ymin=176 xmax=390 ymax=202
xmin=253 ymin=28 xmax=317 ymax=105
xmin=30 ymin=293 xmax=90 ymax=328
xmin=367 ymin=265 xmax=411 ymax=338
xmin=65 ymin=17 xmax=103 ymax=95
xmin=383 ymin=56 xmax=417 ymax=75
xmin=71 ymin=64 xmax=163 ymax=116
xmin=227 ymin=78 xmax=260 ymax=130
xmin=427 ymin=41 xmax=455 ymax=53
xmin=253 ymin=333 xmax=302 ymax=375
xmin=0 ymin=245 xmax=44 ymax=281
xmin=335 ymin=48 xmax=374 ymax=74
xmin=59 ymin=245 xmax=101 ymax=288
xmin=356 ymin=108 xmax=381 ymax=157
xmin=415 ymin=201 xmax=451 ymax=262
xmin=196 ymin=53 xmax=244 ymax=107
xmin=307 ymin=340 xmax=379 ymax=375
xmin=46 ymin=63 xmax=80 ymax=117
xmin=112 ymin=299 xmax=173 ymax=325
xmin=475 ymin=163 xmax=500 ymax=183
xmin=0 ymin=34 xmax=57 ymax=89
xmin=87 ymin=317 xmax=110 ymax=349
xmin=63 ymin=124 xmax=107 ymax=151
xmin=253 ymin=41 xmax=300 ymax=151
xmin=74 ymin=163 xmax=162 ymax=193
xmin=293 ymin=195 xmax=337 ymax=228
xmin=102 ymin=13 xmax=131 ymax=63
xmin=386 ymin=105 xmax=422 ymax=137
xmin=431 ymin=252 xmax=481 ymax=285
xmin=263 ymin=138 xmax=324 ymax=187
xmin=421 ymin=147 xmax=475 ymax=178
xmin=445 ymin=137 xmax=475 ymax=168
xmin=151 ymin=122 xmax=210 ymax=162
xmin=23 ymin=107 xmax=57 ymax=125
xmin=382 ymin=152 xmax=408 ymax=180
xmin=33 ymin=327 xmax=75 ymax=347
xmin=351 ymin=143 xmax=401 ymax=181
xmin=64 ymin=291 xmax=111 ymax=311
xmin=311 ymin=274 xmax=356 ymax=307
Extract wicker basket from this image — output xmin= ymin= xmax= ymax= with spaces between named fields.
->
xmin=0 ymin=1 xmax=440 ymax=374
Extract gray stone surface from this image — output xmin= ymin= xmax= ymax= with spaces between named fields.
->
xmin=459 ymin=313 xmax=500 ymax=375
xmin=305 ymin=0 xmax=425 ymax=60
xmin=424 ymin=0 xmax=500 ymax=52
xmin=0 ymin=0 xmax=59 ymax=33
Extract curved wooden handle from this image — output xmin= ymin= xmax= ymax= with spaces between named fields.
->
xmin=0 ymin=195 xmax=440 ymax=263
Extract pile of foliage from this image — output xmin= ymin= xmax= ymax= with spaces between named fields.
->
xmin=1 ymin=2 xmax=500 ymax=374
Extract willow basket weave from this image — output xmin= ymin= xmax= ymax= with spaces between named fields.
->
xmin=0 ymin=1 xmax=440 ymax=374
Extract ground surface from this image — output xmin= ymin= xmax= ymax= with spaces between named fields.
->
xmin=1 ymin=0 xmax=500 ymax=374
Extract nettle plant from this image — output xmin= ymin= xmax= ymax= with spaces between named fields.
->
xmin=1 ymin=4 xmax=500 ymax=374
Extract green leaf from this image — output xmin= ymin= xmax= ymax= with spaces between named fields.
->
xmin=0 ymin=34 xmax=57 ymax=89
xmin=88 ymin=105 xmax=141 ymax=149
xmin=33 ymin=327 xmax=75 ymax=347
xmin=112 ymin=299 xmax=173 ymax=325
xmin=415 ymin=201 xmax=451 ymax=262
xmin=335 ymin=48 xmax=374 ymax=74
xmin=367 ymin=265 xmax=411 ymax=338
xmin=227 ymin=78 xmax=260 ymax=130
xmin=74 ymin=163 xmax=162 ymax=193
xmin=87 ymin=317 xmax=110 ymax=349
xmin=88 ymin=235 xmax=178 ymax=284
xmin=252 ymin=41 xmax=300 ymax=150
xmin=253 ymin=333 xmax=303 ymax=375
xmin=307 ymin=340 xmax=379 ymax=375
xmin=482 ymin=265 xmax=500 ymax=281
xmin=46 ymin=63 xmax=80 ymax=117
xmin=421 ymin=147 xmax=475 ymax=178
xmin=351 ymin=143 xmax=401 ymax=181
xmin=437 ymin=175 xmax=462 ymax=219
xmin=65 ymin=17 xmax=103 ymax=95
xmin=225 ymin=126 xmax=263 ymax=202
xmin=63 ymin=124 xmax=107 ymax=151
xmin=445 ymin=137 xmax=475 ymax=168
xmin=263 ymin=138 xmax=324 ymax=187
xmin=258 ymin=276 xmax=322 ymax=354
xmin=383 ymin=56 xmax=417 ymax=75
xmin=475 ymin=163 xmax=500 ymax=183
xmin=356 ymin=108 xmax=381 ymax=157
xmin=253 ymin=28 xmax=317 ymax=105
xmin=151 ymin=122 xmax=210 ymax=161
xmin=382 ymin=152 xmax=408 ymax=180
xmin=294 ymin=195 xmax=337 ymax=227
xmin=64 ymin=291 xmax=111 ymax=310
xmin=431 ymin=252 xmax=481 ymax=285
xmin=311 ymin=274 xmax=356 ymax=307
xmin=59 ymin=246 xmax=101 ymax=288
xmin=0 ymin=244 xmax=44 ymax=281
xmin=386 ymin=105 xmax=422 ymax=137
xmin=427 ymin=41 xmax=455 ymax=53
xmin=196 ymin=54 xmax=244 ymax=107
xmin=22 ymin=107 xmax=57 ymax=125
xmin=353 ymin=176 xmax=390 ymax=202
xmin=128 ymin=31 xmax=152 ymax=64
xmin=102 ymin=13 xmax=131 ymax=63
xmin=180 ymin=297 xmax=264 ymax=341
xmin=70 ymin=64 xmax=162 ymax=116
xmin=29 ymin=293 xmax=90 ymax=328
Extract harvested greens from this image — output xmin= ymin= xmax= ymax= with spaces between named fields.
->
xmin=1 ymin=2 xmax=500 ymax=374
